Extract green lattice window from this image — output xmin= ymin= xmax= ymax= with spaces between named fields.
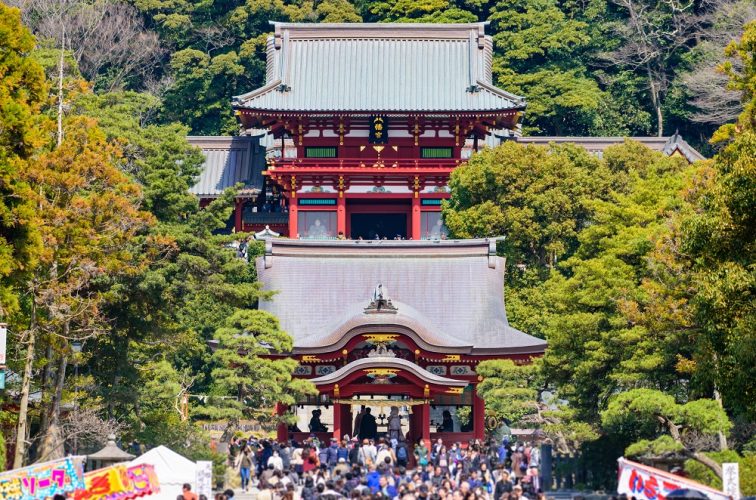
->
xmin=420 ymin=147 xmax=453 ymax=159
xmin=305 ymin=146 xmax=338 ymax=158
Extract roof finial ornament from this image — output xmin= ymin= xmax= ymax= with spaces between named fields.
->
xmin=364 ymin=283 xmax=397 ymax=314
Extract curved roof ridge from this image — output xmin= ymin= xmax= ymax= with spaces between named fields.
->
xmin=295 ymin=300 xmax=473 ymax=350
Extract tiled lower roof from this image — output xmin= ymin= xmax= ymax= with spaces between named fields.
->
xmin=256 ymin=239 xmax=547 ymax=354
xmin=514 ymin=134 xmax=706 ymax=162
xmin=188 ymin=136 xmax=266 ymax=198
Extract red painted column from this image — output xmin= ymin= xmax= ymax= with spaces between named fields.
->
xmin=288 ymin=201 xmax=298 ymax=238
xmin=473 ymin=386 xmax=486 ymax=440
xmin=333 ymin=403 xmax=342 ymax=441
xmin=421 ymin=402 xmax=431 ymax=447
xmin=340 ymin=404 xmax=353 ymax=440
xmin=276 ymin=402 xmax=288 ymax=443
xmin=234 ymin=199 xmax=243 ymax=233
xmin=337 ymin=194 xmax=346 ymax=237
xmin=411 ymin=196 xmax=421 ymax=240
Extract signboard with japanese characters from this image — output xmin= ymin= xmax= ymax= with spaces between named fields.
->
xmin=722 ymin=463 xmax=740 ymax=500
xmin=196 ymin=461 xmax=212 ymax=500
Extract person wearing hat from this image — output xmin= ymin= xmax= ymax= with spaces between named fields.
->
xmin=334 ymin=457 xmax=350 ymax=477
xmin=512 ymin=484 xmax=528 ymax=500
xmin=348 ymin=437 xmax=360 ymax=466
xmin=327 ymin=438 xmax=339 ymax=468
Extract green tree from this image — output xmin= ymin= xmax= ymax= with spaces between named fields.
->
xmin=15 ymin=116 xmax=153 ymax=466
xmin=444 ymin=141 xmax=609 ymax=269
xmin=204 ymin=310 xmax=316 ymax=431
xmin=629 ymin=22 xmax=756 ymax=420
xmin=0 ymin=3 xmax=45 ymax=317
xmin=602 ymin=388 xmax=732 ymax=479
xmin=364 ymin=0 xmax=476 ymax=22
xmin=538 ymin=144 xmax=693 ymax=419
xmin=488 ymin=0 xmax=605 ymax=134
xmin=72 ymin=91 xmax=204 ymax=222
xmin=476 ymin=358 xmax=598 ymax=454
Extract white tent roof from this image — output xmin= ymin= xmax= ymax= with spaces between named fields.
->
xmin=129 ymin=446 xmax=197 ymax=500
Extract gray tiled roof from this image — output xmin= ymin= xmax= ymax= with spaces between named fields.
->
xmin=233 ymin=23 xmax=525 ymax=113
xmin=514 ymin=134 xmax=706 ymax=162
xmin=187 ymin=136 xmax=266 ymax=198
xmin=256 ymin=239 xmax=547 ymax=355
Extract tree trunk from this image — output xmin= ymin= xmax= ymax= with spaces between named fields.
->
xmin=646 ymin=63 xmax=664 ymax=137
xmin=57 ymin=33 xmax=65 ymax=147
xmin=690 ymin=450 xmax=723 ymax=479
xmin=38 ymin=351 xmax=68 ymax=461
xmin=13 ymin=304 xmax=37 ymax=469
xmin=38 ymin=343 xmax=55 ymax=438
xmin=663 ymin=415 xmax=723 ymax=480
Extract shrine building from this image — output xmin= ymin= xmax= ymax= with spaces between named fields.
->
xmin=258 ymin=238 xmax=547 ymax=444
xmin=188 ymin=22 xmax=704 ymax=444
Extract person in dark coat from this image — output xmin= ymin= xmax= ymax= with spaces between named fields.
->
xmin=359 ymin=408 xmax=378 ymax=440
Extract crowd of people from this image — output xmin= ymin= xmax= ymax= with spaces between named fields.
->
xmin=226 ymin=433 xmax=544 ymax=500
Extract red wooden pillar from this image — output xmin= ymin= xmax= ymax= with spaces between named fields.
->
xmin=421 ymin=402 xmax=431 ymax=447
xmin=234 ymin=199 xmax=243 ymax=233
xmin=337 ymin=194 xmax=346 ymax=236
xmin=332 ymin=403 xmax=342 ymax=441
xmin=411 ymin=196 xmax=421 ymax=240
xmin=289 ymin=200 xmax=298 ymax=238
xmin=473 ymin=386 xmax=486 ymax=440
xmin=340 ymin=404 xmax=353 ymax=440
xmin=276 ymin=402 xmax=288 ymax=443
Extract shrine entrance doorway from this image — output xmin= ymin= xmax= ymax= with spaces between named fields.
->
xmin=350 ymin=213 xmax=407 ymax=240
xmin=282 ymin=356 xmax=480 ymax=447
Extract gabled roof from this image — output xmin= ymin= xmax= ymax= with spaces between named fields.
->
xmin=187 ymin=136 xmax=266 ymax=198
xmin=233 ymin=23 xmax=525 ymax=113
xmin=514 ymin=134 xmax=706 ymax=162
xmin=256 ymin=239 xmax=547 ymax=355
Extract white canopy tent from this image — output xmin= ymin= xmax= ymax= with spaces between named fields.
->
xmin=129 ymin=446 xmax=198 ymax=500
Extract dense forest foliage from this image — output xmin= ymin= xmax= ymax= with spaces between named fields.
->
xmin=0 ymin=0 xmax=753 ymax=491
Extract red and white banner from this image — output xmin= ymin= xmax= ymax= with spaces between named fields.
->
xmin=618 ymin=458 xmax=730 ymax=500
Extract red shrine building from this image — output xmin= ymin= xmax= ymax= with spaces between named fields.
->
xmin=232 ymin=22 xmax=525 ymax=241
xmin=188 ymin=22 xmax=704 ymax=444
xmin=258 ymin=238 xmax=547 ymax=444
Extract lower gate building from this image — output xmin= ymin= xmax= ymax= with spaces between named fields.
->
xmin=257 ymin=238 xmax=547 ymax=445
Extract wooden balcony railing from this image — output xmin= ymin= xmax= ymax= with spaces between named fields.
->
xmin=268 ymin=157 xmax=461 ymax=170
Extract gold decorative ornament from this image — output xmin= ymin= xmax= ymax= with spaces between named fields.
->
xmin=301 ymin=355 xmax=319 ymax=362
xmin=364 ymin=368 xmax=400 ymax=378
xmin=362 ymin=334 xmax=399 ymax=344
xmin=446 ymin=388 xmax=464 ymax=395
xmin=441 ymin=355 xmax=461 ymax=362
xmin=331 ymin=398 xmax=429 ymax=408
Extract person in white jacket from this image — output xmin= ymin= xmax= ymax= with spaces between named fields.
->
xmin=267 ymin=450 xmax=284 ymax=471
